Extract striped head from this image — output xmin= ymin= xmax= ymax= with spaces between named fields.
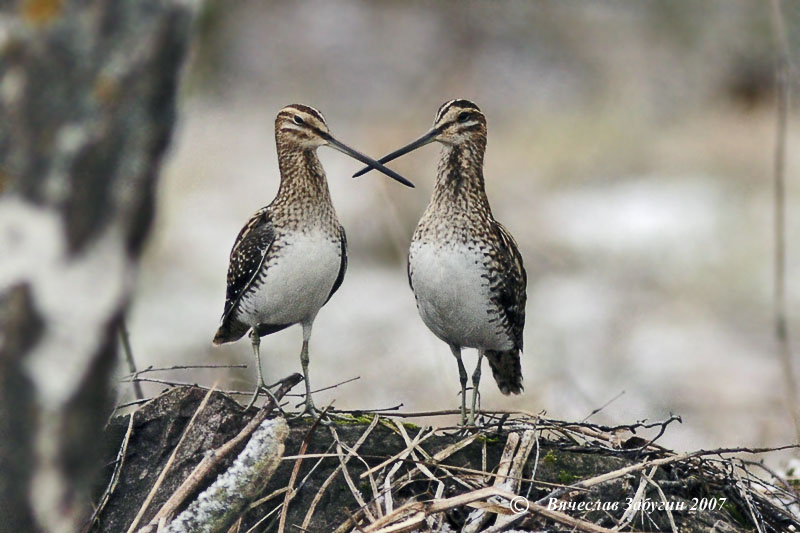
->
xmin=431 ymin=99 xmax=487 ymax=145
xmin=275 ymin=104 xmax=330 ymax=149
xmin=274 ymin=104 xmax=414 ymax=187
xmin=351 ymin=99 xmax=487 ymax=179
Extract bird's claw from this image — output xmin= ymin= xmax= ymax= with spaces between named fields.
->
xmin=242 ymin=383 xmax=288 ymax=416
xmin=291 ymin=400 xmax=332 ymax=426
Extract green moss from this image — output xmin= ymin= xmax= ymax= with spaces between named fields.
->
xmin=372 ymin=418 xmax=422 ymax=433
xmin=337 ymin=414 xmax=376 ymax=425
xmin=475 ymin=434 xmax=500 ymax=444
xmin=542 ymin=450 xmax=558 ymax=465
xmin=557 ymin=469 xmax=579 ymax=485
xmin=722 ymin=500 xmax=749 ymax=527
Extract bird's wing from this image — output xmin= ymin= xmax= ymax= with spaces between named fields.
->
xmin=220 ymin=207 xmax=275 ymax=323
xmin=490 ymin=221 xmax=527 ymax=351
xmin=324 ymin=225 xmax=348 ymax=304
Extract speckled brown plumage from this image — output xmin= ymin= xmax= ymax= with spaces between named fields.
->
xmin=410 ymin=101 xmax=527 ymax=395
xmin=361 ymin=99 xmax=527 ymax=425
xmin=212 ymin=104 xmax=411 ymax=414
xmin=213 ymin=107 xmax=345 ymax=346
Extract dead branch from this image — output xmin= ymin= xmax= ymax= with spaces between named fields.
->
xmin=93 ymin=387 xmax=800 ymax=533
xmin=160 ymin=418 xmax=289 ymax=533
xmin=145 ymin=374 xmax=302 ymax=528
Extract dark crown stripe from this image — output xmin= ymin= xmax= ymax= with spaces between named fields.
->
xmin=280 ymin=103 xmax=326 ymax=123
xmin=435 ymin=99 xmax=481 ymax=123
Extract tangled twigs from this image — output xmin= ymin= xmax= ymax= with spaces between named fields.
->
xmin=463 ymin=430 xmax=535 ymax=532
xmin=362 ymin=486 xmax=616 ymax=533
xmin=536 ymin=444 xmax=800 ymax=508
xmin=334 ymin=412 xmax=799 ymax=532
xmin=277 ymin=405 xmax=330 ymax=533
xmin=94 ymin=386 xmax=800 ymax=533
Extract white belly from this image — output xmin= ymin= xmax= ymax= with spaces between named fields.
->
xmin=241 ymin=231 xmax=341 ymax=327
xmin=409 ymin=240 xmax=512 ymax=350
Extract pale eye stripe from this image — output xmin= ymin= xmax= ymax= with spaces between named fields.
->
xmin=284 ymin=104 xmax=325 ymax=124
xmin=435 ymin=99 xmax=458 ymax=123
xmin=306 ymin=105 xmax=325 ymax=123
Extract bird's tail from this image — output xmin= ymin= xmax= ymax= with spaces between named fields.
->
xmin=213 ymin=320 xmax=249 ymax=345
xmin=484 ymin=349 xmax=523 ymax=395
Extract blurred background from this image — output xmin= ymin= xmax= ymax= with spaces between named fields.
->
xmin=123 ymin=1 xmax=800 ymax=456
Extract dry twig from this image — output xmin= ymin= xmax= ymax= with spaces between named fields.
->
xmin=277 ymin=405 xmax=330 ymax=533
xmin=87 ymin=409 xmax=137 ymax=531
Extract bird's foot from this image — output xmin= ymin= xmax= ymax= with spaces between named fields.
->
xmin=242 ymin=383 xmax=288 ymax=416
xmin=455 ymin=413 xmax=479 ymax=435
xmin=467 ymin=391 xmax=482 ymax=428
xmin=243 ymin=386 xmax=261 ymax=412
xmin=291 ymin=399 xmax=332 ymax=425
xmin=262 ymin=384 xmax=289 ymax=417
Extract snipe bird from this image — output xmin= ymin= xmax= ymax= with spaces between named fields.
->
xmin=354 ymin=99 xmax=527 ymax=425
xmin=214 ymin=104 xmax=414 ymax=414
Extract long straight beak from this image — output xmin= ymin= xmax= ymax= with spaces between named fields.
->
xmin=325 ymin=134 xmax=415 ymax=188
xmin=352 ymin=129 xmax=438 ymax=178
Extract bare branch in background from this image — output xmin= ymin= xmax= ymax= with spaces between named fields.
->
xmin=120 ymin=318 xmax=144 ymax=401
xmin=769 ymin=0 xmax=800 ymax=444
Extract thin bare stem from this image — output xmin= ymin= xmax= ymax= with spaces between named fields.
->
xmin=131 ymin=364 xmax=247 ymax=376
xmin=119 ymin=318 xmax=144 ymax=400
xmin=769 ymin=0 xmax=800 ymax=444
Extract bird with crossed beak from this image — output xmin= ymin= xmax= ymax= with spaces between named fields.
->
xmin=355 ymin=99 xmax=527 ymax=426
xmin=214 ymin=104 xmax=414 ymax=415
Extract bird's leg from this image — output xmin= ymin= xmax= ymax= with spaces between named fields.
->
xmin=469 ymin=351 xmax=484 ymax=426
xmin=300 ymin=338 xmax=315 ymax=413
xmin=295 ymin=321 xmax=329 ymax=423
xmin=450 ymin=344 xmax=468 ymax=426
xmin=244 ymin=329 xmax=263 ymax=411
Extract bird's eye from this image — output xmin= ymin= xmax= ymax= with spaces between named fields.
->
xmin=457 ymin=112 xmax=470 ymax=123
xmin=293 ymin=115 xmax=304 ymax=125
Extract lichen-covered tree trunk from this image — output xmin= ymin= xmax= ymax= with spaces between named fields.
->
xmin=0 ymin=2 xmax=193 ymax=531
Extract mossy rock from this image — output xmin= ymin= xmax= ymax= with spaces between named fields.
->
xmin=92 ymin=386 xmax=797 ymax=532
